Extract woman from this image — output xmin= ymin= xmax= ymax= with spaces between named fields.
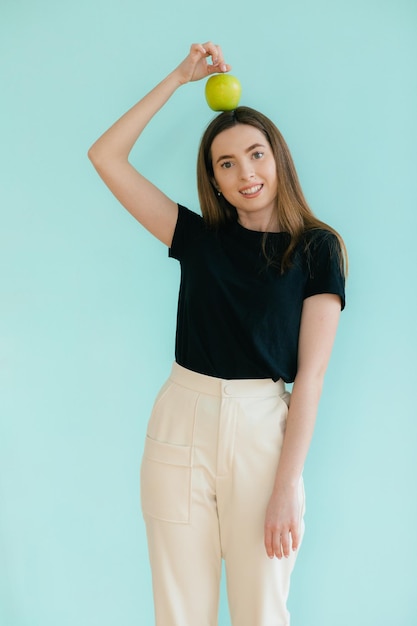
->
xmin=88 ymin=42 xmax=346 ymax=626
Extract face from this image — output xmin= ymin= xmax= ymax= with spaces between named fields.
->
xmin=210 ymin=124 xmax=278 ymax=231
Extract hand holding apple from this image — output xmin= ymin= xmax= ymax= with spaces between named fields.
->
xmin=174 ymin=42 xmax=231 ymax=86
xmin=205 ymin=74 xmax=242 ymax=111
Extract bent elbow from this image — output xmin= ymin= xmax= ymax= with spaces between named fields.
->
xmin=87 ymin=143 xmax=100 ymax=166
xmin=87 ymin=144 xmax=126 ymax=174
xmin=87 ymin=145 xmax=110 ymax=175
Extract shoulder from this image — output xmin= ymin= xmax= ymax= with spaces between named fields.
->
xmin=175 ymin=203 xmax=205 ymax=229
xmin=299 ymin=228 xmax=343 ymax=267
xmin=169 ymin=204 xmax=207 ymax=260
xmin=302 ymin=227 xmax=340 ymax=249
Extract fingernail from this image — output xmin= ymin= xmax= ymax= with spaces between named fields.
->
xmin=220 ymin=63 xmax=227 ymax=72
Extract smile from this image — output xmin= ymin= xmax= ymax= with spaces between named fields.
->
xmin=239 ymin=184 xmax=263 ymax=196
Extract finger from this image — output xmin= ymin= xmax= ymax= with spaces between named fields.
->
xmin=279 ymin=532 xmax=291 ymax=559
xmin=214 ymin=44 xmax=228 ymax=72
xmin=201 ymin=41 xmax=219 ymax=63
xmin=290 ymin=524 xmax=300 ymax=552
xmin=264 ymin=528 xmax=274 ymax=559
xmin=201 ymin=41 xmax=230 ymax=73
xmin=272 ymin=531 xmax=283 ymax=560
xmin=190 ymin=42 xmax=209 ymax=59
xmin=206 ymin=62 xmax=231 ymax=75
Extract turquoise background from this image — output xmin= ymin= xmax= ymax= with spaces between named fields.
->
xmin=1 ymin=0 xmax=416 ymax=624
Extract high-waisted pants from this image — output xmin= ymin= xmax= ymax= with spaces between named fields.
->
xmin=140 ymin=363 xmax=305 ymax=626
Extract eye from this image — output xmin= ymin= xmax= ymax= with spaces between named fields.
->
xmin=252 ymin=151 xmax=264 ymax=160
xmin=220 ymin=161 xmax=233 ymax=169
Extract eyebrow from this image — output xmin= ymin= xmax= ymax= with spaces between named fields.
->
xmin=215 ymin=143 xmax=266 ymax=164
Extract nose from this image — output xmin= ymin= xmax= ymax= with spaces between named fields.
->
xmin=239 ymin=162 xmax=255 ymax=180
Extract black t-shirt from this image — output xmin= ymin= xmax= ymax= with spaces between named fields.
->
xmin=169 ymin=204 xmax=345 ymax=383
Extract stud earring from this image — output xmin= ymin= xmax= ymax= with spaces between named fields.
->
xmin=217 ymin=190 xmax=221 ymax=197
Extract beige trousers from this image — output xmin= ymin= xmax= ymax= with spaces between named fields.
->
xmin=140 ymin=363 xmax=305 ymax=626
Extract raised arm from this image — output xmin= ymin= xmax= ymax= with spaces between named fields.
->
xmin=264 ymin=292 xmax=342 ymax=559
xmin=87 ymin=42 xmax=230 ymax=246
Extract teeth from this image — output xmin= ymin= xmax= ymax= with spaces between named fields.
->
xmin=240 ymin=185 xmax=262 ymax=195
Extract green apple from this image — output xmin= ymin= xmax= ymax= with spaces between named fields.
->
xmin=205 ymin=74 xmax=242 ymax=111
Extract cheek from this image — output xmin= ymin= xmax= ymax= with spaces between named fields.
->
xmin=266 ymin=165 xmax=278 ymax=189
xmin=216 ymin=171 xmax=236 ymax=192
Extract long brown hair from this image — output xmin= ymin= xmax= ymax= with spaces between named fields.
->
xmin=197 ymin=106 xmax=347 ymax=275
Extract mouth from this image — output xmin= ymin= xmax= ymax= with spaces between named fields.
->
xmin=239 ymin=184 xmax=263 ymax=197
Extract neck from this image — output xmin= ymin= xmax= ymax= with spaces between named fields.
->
xmin=237 ymin=211 xmax=280 ymax=233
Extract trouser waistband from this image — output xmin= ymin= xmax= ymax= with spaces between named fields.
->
xmin=169 ymin=362 xmax=285 ymax=398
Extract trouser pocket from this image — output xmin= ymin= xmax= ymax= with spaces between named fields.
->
xmin=140 ymin=436 xmax=193 ymax=524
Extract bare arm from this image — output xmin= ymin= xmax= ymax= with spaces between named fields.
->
xmin=264 ymin=293 xmax=342 ymax=559
xmin=87 ymin=42 xmax=230 ymax=246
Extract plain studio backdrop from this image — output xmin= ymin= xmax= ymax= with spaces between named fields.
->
xmin=1 ymin=0 xmax=416 ymax=624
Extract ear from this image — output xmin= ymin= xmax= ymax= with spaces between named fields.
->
xmin=211 ymin=178 xmax=220 ymax=192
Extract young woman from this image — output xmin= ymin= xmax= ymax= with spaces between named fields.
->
xmin=88 ymin=42 xmax=346 ymax=626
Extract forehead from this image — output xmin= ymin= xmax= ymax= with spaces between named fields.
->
xmin=211 ymin=124 xmax=267 ymax=157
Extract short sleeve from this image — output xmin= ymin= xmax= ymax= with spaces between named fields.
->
xmin=169 ymin=204 xmax=205 ymax=261
xmin=303 ymin=230 xmax=346 ymax=310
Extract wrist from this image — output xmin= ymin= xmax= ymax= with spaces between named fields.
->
xmin=273 ymin=473 xmax=301 ymax=493
xmin=169 ymin=65 xmax=192 ymax=88
xmin=161 ymin=69 xmax=184 ymax=91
